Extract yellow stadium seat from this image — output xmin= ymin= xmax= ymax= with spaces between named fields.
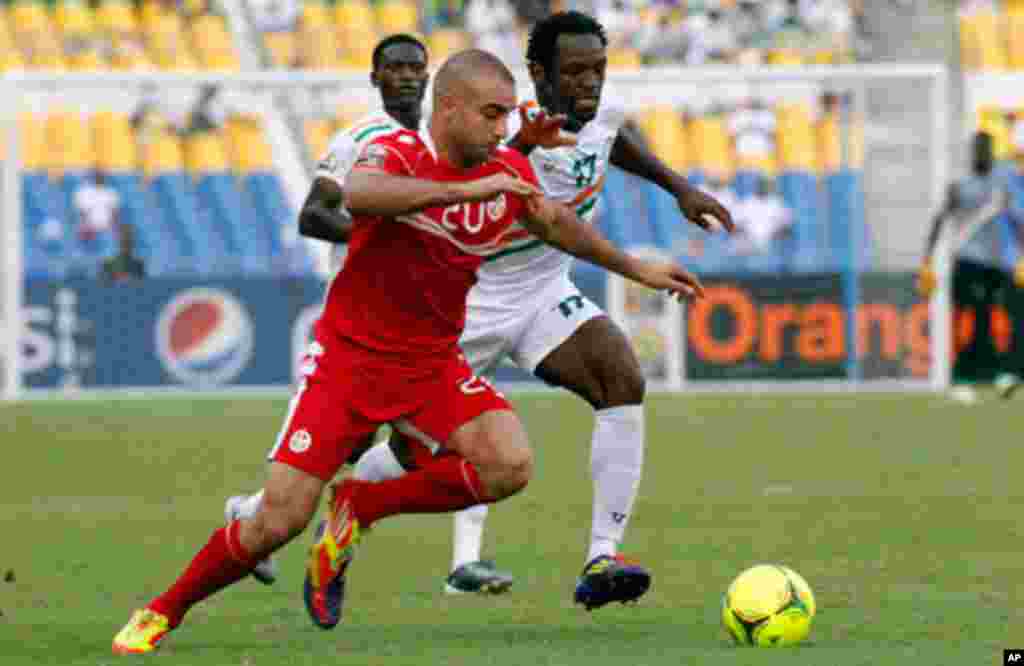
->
xmin=147 ymin=14 xmax=199 ymax=70
xmin=977 ymin=106 xmax=1012 ymax=160
xmin=637 ymin=107 xmax=688 ymax=172
xmin=19 ymin=113 xmax=46 ymax=171
xmin=0 ymin=14 xmax=24 ymax=71
xmin=300 ymin=23 xmax=339 ymax=69
xmin=337 ymin=25 xmax=375 ymax=69
xmin=775 ymin=104 xmax=817 ymax=172
xmin=225 ymin=115 xmax=273 ymax=173
xmin=960 ymin=12 xmax=1007 ymax=71
xmin=67 ymin=44 xmax=105 ymax=70
xmin=93 ymin=111 xmax=136 ymax=171
xmin=303 ymin=0 xmax=331 ymax=27
xmin=10 ymin=0 xmax=50 ymax=34
xmin=374 ymin=0 xmax=417 ymax=33
xmin=1008 ymin=11 xmax=1024 ymax=70
xmin=428 ymin=28 xmax=468 ymax=62
xmin=142 ymin=126 xmax=185 ymax=177
xmin=96 ymin=0 xmax=136 ymax=34
xmin=816 ymin=109 xmax=864 ymax=173
xmin=184 ymin=130 xmax=229 ymax=174
xmin=190 ymin=14 xmax=239 ymax=70
xmin=688 ymin=113 xmax=733 ymax=178
xmin=335 ymin=0 xmax=374 ymax=29
xmin=766 ymin=47 xmax=804 ymax=65
xmin=305 ymin=117 xmax=332 ymax=162
xmin=55 ymin=0 xmax=95 ymax=37
xmin=45 ymin=111 xmax=93 ymax=176
xmin=109 ymin=34 xmax=152 ymax=69
xmin=607 ymin=47 xmax=641 ymax=70
xmin=263 ymin=30 xmax=296 ymax=67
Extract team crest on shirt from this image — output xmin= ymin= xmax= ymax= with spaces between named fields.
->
xmin=486 ymin=193 xmax=507 ymax=221
xmin=289 ymin=429 xmax=312 ymax=453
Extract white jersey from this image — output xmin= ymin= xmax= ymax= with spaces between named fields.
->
xmin=471 ymin=97 xmax=627 ymax=308
xmin=314 ymin=111 xmax=417 ymax=272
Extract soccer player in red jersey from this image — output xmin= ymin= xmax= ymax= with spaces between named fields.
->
xmin=112 ymin=49 xmax=703 ymax=653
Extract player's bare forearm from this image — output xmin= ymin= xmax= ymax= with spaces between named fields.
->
xmin=344 ymin=171 xmax=475 ymax=217
xmin=299 ymin=179 xmax=353 ymax=243
xmin=523 ymin=202 xmax=644 ymax=281
xmin=609 ymin=126 xmax=686 ymax=195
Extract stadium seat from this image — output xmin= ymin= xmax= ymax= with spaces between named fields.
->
xmin=262 ymin=30 xmax=296 ymax=67
xmin=335 ymin=0 xmax=374 ymax=29
xmin=637 ymin=107 xmax=688 ymax=173
xmin=150 ymin=171 xmax=215 ymax=275
xmin=766 ymin=47 xmax=804 ymax=65
xmin=194 ymin=171 xmax=256 ymax=274
xmin=960 ymin=11 xmax=1007 ymax=71
xmin=10 ymin=0 xmax=50 ymax=34
xmin=183 ymin=130 xmax=230 ymax=175
xmin=189 ymin=14 xmax=239 ymax=70
xmin=374 ymin=0 xmax=418 ymax=33
xmin=44 ymin=110 xmax=93 ymax=177
xmin=1008 ymin=10 xmax=1024 ymax=70
xmin=145 ymin=11 xmax=198 ymax=70
xmin=778 ymin=170 xmax=824 ymax=272
xmin=0 ymin=14 xmax=24 ymax=70
xmin=607 ymin=47 xmax=641 ymax=70
xmin=688 ymin=113 xmax=733 ymax=179
xmin=428 ymin=29 xmax=468 ymax=62
xmin=776 ymin=104 xmax=817 ymax=173
xmin=96 ymin=0 xmax=137 ymax=34
xmin=23 ymin=171 xmax=71 ymax=278
xmin=304 ymin=117 xmax=333 ymax=163
xmin=225 ymin=115 xmax=273 ymax=174
xmin=92 ymin=111 xmax=136 ymax=172
xmin=299 ymin=22 xmax=339 ymax=69
xmin=244 ymin=171 xmax=310 ymax=275
xmin=141 ymin=125 xmax=185 ymax=178
xmin=825 ymin=170 xmax=871 ymax=272
xmin=337 ymin=25 xmax=376 ymax=69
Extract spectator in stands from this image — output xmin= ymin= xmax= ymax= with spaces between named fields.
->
xmin=248 ymin=0 xmax=301 ymax=34
xmin=73 ymin=171 xmax=121 ymax=246
xmin=186 ymin=85 xmax=226 ymax=135
xmin=101 ymin=223 xmax=146 ymax=284
xmin=733 ymin=175 xmax=793 ymax=253
xmin=730 ymin=98 xmax=777 ymax=170
xmin=465 ymin=0 xmax=523 ymax=68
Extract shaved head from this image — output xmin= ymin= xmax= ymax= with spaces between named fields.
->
xmin=433 ymin=49 xmax=515 ymax=105
xmin=428 ymin=49 xmax=518 ymax=169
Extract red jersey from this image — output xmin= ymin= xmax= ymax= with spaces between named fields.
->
xmin=316 ymin=127 xmax=540 ymax=363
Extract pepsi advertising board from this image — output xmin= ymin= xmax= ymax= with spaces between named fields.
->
xmin=22 ymin=278 xmax=327 ymax=390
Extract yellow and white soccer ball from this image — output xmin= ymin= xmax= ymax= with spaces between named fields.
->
xmin=721 ymin=564 xmax=816 ymax=647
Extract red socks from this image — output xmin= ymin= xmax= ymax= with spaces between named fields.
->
xmin=148 ymin=521 xmax=256 ymax=627
xmin=351 ymin=454 xmax=491 ymax=527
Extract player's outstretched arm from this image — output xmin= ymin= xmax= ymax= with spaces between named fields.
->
xmin=345 ymin=171 xmax=538 ymax=218
xmin=609 ymin=126 xmax=734 ymax=233
xmin=522 ymin=194 xmax=704 ymax=300
xmin=298 ymin=178 xmax=354 ymax=244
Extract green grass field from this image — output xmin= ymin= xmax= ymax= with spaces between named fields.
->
xmin=0 ymin=392 xmax=1019 ymax=665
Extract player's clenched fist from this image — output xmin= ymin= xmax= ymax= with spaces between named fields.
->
xmin=631 ymin=260 xmax=705 ymax=301
xmin=516 ymin=105 xmax=577 ymax=150
xmin=457 ymin=173 xmax=539 ymax=202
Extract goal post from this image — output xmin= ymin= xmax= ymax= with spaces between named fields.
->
xmin=0 ymin=66 xmax=950 ymax=398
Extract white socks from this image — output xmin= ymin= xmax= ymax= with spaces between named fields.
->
xmin=451 ymin=505 xmax=488 ymax=569
xmin=587 ymin=404 xmax=644 ymax=562
xmin=237 ymin=489 xmax=263 ymax=518
xmin=347 ymin=405 xmax=645 ymax=569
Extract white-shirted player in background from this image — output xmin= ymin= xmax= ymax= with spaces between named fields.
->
xmin=354 ymin=11 xmax=733 ymax=610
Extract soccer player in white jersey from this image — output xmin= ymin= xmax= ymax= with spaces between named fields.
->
xmin=354 ymin=11 xmax=734 ymax=610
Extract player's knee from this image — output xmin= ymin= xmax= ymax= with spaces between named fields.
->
xmin=258 ymin=484 xmax=318 ymax=546
xmin=489 ymin=443 xmax=533 ymax=499
xmin=597 ymin=362 xmax=646 ymax=408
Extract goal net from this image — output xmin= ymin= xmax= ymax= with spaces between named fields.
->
xmin=0 ymin=67 xmax=949 ymax=398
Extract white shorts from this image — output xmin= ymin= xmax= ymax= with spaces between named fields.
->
xmin=460 ymin=275 xmax=605 ymax=376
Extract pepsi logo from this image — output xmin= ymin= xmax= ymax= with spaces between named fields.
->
xmin=156 ymin=288 xmax=254 ymax=386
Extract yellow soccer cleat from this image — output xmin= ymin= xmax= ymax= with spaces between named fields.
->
xmin=112 ymin=608 xmax=172 ymax=655
xmin=304 ymin=480 xmax=362 ymax=629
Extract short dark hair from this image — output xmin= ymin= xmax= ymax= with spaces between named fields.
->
xmin=372 ymin=34 xmax=427 ymax=71
xmin=526 ymin=11 xmax=607 ymax=74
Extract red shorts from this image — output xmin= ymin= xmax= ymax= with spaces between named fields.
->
xmin=268 ymin=334 xmax=511 ymax=482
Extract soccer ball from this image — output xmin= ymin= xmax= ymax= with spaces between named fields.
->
xmin=721 ymin=564 xmax=816 ymax=647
